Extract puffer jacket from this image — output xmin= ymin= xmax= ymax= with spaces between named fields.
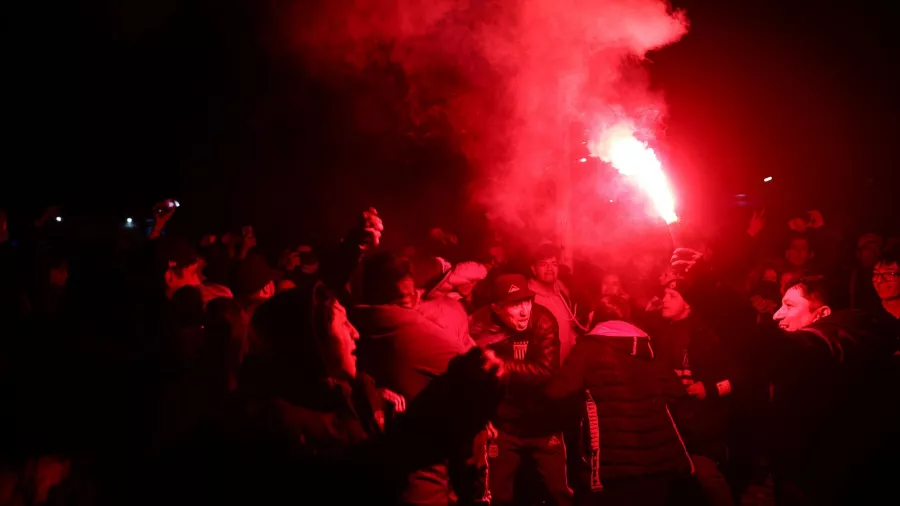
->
xmin=417 ymin=295 xmax=475 ymax=350
xmin=470 ymin=303 xmax=560 ymax=437
xmin=352 ymin=304 xmax=471 ymax=400
xmin=544 ymin=320 xmax=693 ymax=488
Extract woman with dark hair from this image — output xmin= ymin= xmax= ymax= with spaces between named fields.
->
xmin=209 ymin=210 xmax=503 ymax=505
xmin=224 ymin=280 xmax=504 ymax=504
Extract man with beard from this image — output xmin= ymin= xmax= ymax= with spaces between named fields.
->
xmin=872 ymin=247 xmax=900 ymax=331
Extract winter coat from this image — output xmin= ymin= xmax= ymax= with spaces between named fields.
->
xmin=353 ymin=304 xmax=471 ymax=400
xmin=759 ymin=309 xmax=896 ymax=502
xmin=470 ymin=303 xmax=561 ymax=437
xmin=544 ymin=320 xmax=694 ymax=488
xmin=417 ymin=295 xmax=476 ymax=350
xmin=657 ymin=314 xmax=733 ymax=459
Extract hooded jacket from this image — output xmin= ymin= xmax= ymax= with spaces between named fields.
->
xmin=544 ymin=320 xmax=693 ymax=487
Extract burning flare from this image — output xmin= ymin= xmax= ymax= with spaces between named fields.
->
xmin=588 ymin=122 xmax=678 ymax=224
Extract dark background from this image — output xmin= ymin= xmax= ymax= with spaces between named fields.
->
xmin=4 ymin=0 xmax=898 ymax=248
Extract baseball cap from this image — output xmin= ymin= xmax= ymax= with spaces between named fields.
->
xmin=412 ymin=256 xmax=452 ymax=299
xmin=492 ymin=274 xmax=535 ymax=306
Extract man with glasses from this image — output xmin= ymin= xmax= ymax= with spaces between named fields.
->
xmin=872 ymin=248 xmax=900 ymax=324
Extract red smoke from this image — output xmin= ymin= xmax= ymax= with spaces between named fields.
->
xmin=282 ymin=0 xmax=688 ymax=255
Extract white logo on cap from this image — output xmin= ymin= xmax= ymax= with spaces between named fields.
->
xmin=508 ymin=284 xmax=520 ymax=293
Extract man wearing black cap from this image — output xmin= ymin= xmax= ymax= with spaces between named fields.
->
xmin=469 ymin=274 xmax=571 ymax=506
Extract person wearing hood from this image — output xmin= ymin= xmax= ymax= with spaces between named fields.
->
xmin=542 ymin=295 xmax=694 ymax=506
xmin=469 ymin=273 xmax=571 ymax=506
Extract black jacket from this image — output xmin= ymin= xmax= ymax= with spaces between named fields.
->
xmin=470 ymin=303 xmax=560 ymax=436
xmin=680 ymin=261 xmax=897 ymax=504
xmin=761 ymin=310 xmax=895 ymax=492
xmin=658 ymin=314 xmax=734 ymax=458
xmin=544 ymin=320 xmax=694 ymax=486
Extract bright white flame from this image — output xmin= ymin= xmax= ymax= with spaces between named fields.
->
xmin=55 ymin=216 xmax=62 ymax=222
xmin=579 ymin=157 xmax=587 ymax=163
xmin=126 ymin=217 xmax=133 ymax=224
xmin=588 ymin=122 xmax=678 ymax=224
xmin=763 ymin=176 xmax=773 ymax=182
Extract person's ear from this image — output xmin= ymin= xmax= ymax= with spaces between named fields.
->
xmin=530 ymin=265 xmax=538 ymax=277
xmin=491 ymin=303 xmax=501 ymax=316
xmin=815 ymin=305 xmax=831 ymax=321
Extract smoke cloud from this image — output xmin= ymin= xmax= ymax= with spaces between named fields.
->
xmin=283 ymin=0 xmax=688 ymax=255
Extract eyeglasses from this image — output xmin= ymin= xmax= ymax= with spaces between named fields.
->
xmin=872 ymin=271 xmax=900 ymax=282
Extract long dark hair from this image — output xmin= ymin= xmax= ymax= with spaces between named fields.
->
xmin=246 ymin=282 xmax=337 ymax=401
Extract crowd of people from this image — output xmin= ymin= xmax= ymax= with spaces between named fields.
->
xmin=0 ymin=201 xmax=898 ymax=506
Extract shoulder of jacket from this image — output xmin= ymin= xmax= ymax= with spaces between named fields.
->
xmin=532 ymin=303 xmax=558 ymax=323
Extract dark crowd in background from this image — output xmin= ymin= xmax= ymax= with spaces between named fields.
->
xmin=0 ymin=199 xmax=898 ymax=506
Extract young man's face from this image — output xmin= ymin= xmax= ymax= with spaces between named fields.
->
xmin=395 ymin=276 xmax=420 ymax=309
xmin=660 ymin=288 xmax=689 ymax=320
xmin=785 ymin=238 xmax=812 ymax=268
xmin=531 ymin=257 xmax=559 ymax=285
xmin=773 ymin=286 xmax=828 ymax=332
xmin=323 ymin=300 xmax=360 ymax=380
xmin=873 ymin=261 xmax=900 ymax=302
xmin=858 ymin=242 xmax=881 ymax=269
xmin=601 ymin=274 xmax=623 ymax=297
xmin=493 ymin=299 xmax=533 ymax=331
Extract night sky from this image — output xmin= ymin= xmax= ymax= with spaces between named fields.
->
xmin=6 ymin=0 xmax=898 ymax=246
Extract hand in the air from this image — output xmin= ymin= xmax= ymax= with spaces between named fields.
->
xmin=747 ymin=209 xmax=766 ymax=238
xmin=359 ymin=208 xmax=384 ymax=250
xmin=670 ymin=248 xmax=704 ymax=274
